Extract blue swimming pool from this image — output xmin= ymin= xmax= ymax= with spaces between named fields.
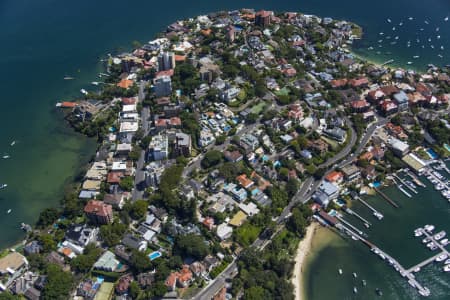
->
xmin=445 ymin=144 xmax=450 ymax=152
xmin=426 ymin=148 xmax=438 ymax=159
xmin=148 ymin=251 xmax=162 ymax=261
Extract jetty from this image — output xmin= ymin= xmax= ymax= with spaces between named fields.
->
xmin=393 ymin=174 xmax=418 ymax=194
xmin=335 ymin=214 xmax=366 ymax=236
xmin=374 ymin=188 xmax=399 ymax=208
xmin=343 ymin=207 xmax=371 ymax=227
xmin=354 ymin=196 xmax=383 ymax=220
xmin=405 ymin=169 xmax=426 ymax=187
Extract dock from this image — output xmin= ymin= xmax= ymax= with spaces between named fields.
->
xmin=406 ymin=251 xmax=445 ymax=273
xmin=335 ymin=214 xmax=366 ymax=236
xmin=405 ymin=169 xmax=426 ymax=187
xmin=393 ymin=174 xmax=418 ymax=194
xmin=343 ymin=207 xmax=371 ymax=227
xmin=374 ymin=188 xmax=400 ymax=208
xmin=355 ymin=196 xmax=383 ymax=220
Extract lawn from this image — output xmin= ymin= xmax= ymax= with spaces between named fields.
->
xmin=250 ymin=102 xmax=267 ymax=115
xmin=274 ymin=87 xmax=290 ymax=97
xmin=234 ymin=222 xmax=261 ymax=247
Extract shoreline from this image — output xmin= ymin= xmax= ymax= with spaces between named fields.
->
xmin=291 ymin=222 xmax=320 ymax=300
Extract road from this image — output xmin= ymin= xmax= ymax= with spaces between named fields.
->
xmin=132 ymin=81 xmax=149 ymax=201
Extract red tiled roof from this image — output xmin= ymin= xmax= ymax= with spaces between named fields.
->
xmin=84 ymin=200 xmax=113 ymax=217
xmin=107 ymin=172 xmax=124 ymax=184
xmin=117 ymin=79 xmax=134 ymax=89
xmin=155 ymin=69 xmax=174 ymax=78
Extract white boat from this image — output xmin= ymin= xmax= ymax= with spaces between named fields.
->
xmin=437 ymin=35 xmax=441 ymax=39
xmin=414 ymin=230 xmax=423 ymax=237
xmin=80 ymin=89 xmax=88 ymax=95
xmin=444 ymin=259 xmax=450 ymax=264
xmin=338 ymin=268 xmax=343 ymax=275
xmin=0 ymin=184 xmax=7 ymax=189
xmin=444 ymin=265 xmax=450 ymax=272
xmin=425 ymin=225 xmax=435 ymax=232
xmin=414 ymin=267 xmax=421 ymax=273
xmin=2 ymin=155 xmax=9 ymax=159
xmin=7 ymin=209 xmax=11 ymax=214
xmin=407 ymin=62 xmax=413 ymax=65
xmin=445 ymin=16 xmax=449 ymax=22
xmin=353 ymin=272 xmax=357 ymax=278
xmin=435 ymin=254 xmax=448 ymax=262
xmin=91 ymin=81 xmax=100 ymax=86
xmin=408 ymin=17 xmax=414 ymax=21
xmin=399 ymin=22 xmax=403 ymax=26
xmin=441 ymin=238 xmax=449 ymax=245
xmin=423 ymin=237 xmax=431 ymax=243
xmin=362 ymin=280 xmax=367 ymax=286
xmin=392 ymin=27 xmax=396 ymax=31
xmin=379 ymin=32 xmax=384 ymax=35
xmin=438 ymin=54 xmax=443 ymax=58
xmin=434 ymin=231 xmax=446 ymax=240
xmin=395 ymin=36 xmax=399 ymax=40
xmin=63 ymin=76 xmax=74 ymax=80
xmin=387 ymin=18 xmax=392 ymax=23
xmin=413 ymin=55 xmax=420 ymax=59
xmin=430 ymin=244 xmax=438 ymax=251
xmin=10 ymin=141 xmax=16 ymax=146
xmin=427 ymin=242 xmax=435 ymax=248
xmin=436 ymin=27 xmax=440 ymax=32
xmin=424 ymin=20 xmax=429 ymax=25
xmin=353 ymin=287 xmax=358 ymax=294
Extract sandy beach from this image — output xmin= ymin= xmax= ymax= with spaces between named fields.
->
xmin=292 ymin=222 xmax=319 ymax=300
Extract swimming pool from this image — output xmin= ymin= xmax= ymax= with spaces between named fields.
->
xmin=148 ymin=251 xmax=162 ymax=261
xmin=444 ymin=143 xmax=450 ymax=153
xmin=426 ymin=148 xmax=438 ymax=159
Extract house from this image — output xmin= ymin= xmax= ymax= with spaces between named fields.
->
xmin=84 ymin=200 xmax=113 ymax=225
xmin=362 ymin=165 xmax=377 ymax=180
xmin=308 ymin=139 xmax=329 ymax=155
xmin=103 ymin=193 xmax=126 ymax=209
xmin=224 ymin=150 xmax=243 ymax=163
xmin=65 ymin=224 xmax=98 ymax=248
xmin=288 ymin=104 xmax=304 ymax=122
xmin=229 ymin=211 xmax=247 ymax=227
xmin=0 ymin=252 xmax=28 ymax=276
xmin=203 ymin=255 xmax=220 ymax=272
xmin=341 ymin=164 xmax=361 ymax=182
xmin=23 ymin=241 xmax=42 ymax=256
xmin=216 ymin=223 xmax=233 ymax=240
xmin=393 ymin=91 xmax=409 ymax=111
xmin=323 ymin=127 xmax=347 ymax=143
xmin=318 ymin=181 xmax=340 ymax=199
xmin=240 ymin=134 xmax=259 ymax=153
xmin=190 ymin=262 xmax=207 ymax=278
xmin=349 ymin=77 xmax=369 ymax=88
xmin=137 ymin=272 xmax=155 ymax=288
xmin=122 ymin=234 xmax=147 ymax=252
xmin=351 ymin=100 xmax=370 ymax=113
xmin=107 ymin=171 xmax=124 ymax=185
xmin=24 ymin=287 xmax=41 ymax=300
xmin=325 ymin=171 xmax=344 ymax=184
xmin=174 ymin=132 xmax=191 ymax=157
xmin=77 ymin=279 xmax=98 ymax=300
xmin=388 ymin=138 xmax=409 ymax=157
xmin=148 ymin=134 xmax=169 ymax=161
xmin=380 ymin=99 xmax=398 ymax=116
xmin=93 ymin=251 xmax=120 ymax=272
xmin=239 ymin=202 xmax=260 ymax=216
xmin=45 ymin=252 xmax=66 ymax=270
xmin=165 ymin=266 xmax=193 ymax=291
xmin=236 ymin=174 xmax=254 ymax=189
xmin=116 ymin=274 xmax=133 ymax=295
xmin=154 ymin=76 xmax=172 ymax=97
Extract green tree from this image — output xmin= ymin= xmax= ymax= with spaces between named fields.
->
xmin=129 ymin=281 xmax=142 ymax=299
xmin=173 ymin=234 xmax=209 ymax=260
xmin=130 ymin=249 xmax=152 ymax=273
xmin=38 ymin=234 xmax=57 ymax=252
xmin=130 ymin=200 xmax=148 ymax=220
xmin=42 ymin=264 xmax=75 ymax=300
xmin=100 ymin=222 xmax=127 ymax=247
xmin=119 ymin=176 xmax=134 ymax=191
xmin=201 ymin=150 xmax=223 ymax=168
xmin=286 ymin=207 xmax=308 ymax=237
xmin=37 ymin=208 xmax=59 ymax=227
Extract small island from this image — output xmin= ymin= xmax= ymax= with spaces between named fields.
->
xmin=2 ymin=8 xmax=450 ymax=300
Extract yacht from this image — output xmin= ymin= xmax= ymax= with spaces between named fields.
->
xmin=2 ymin=155 xmax=9 ymax=159
xmin=430 ymin=244 xmax=438 ymax=251
xmin=338 ymin=268 xmax=343 ymax=275
xmin=414 ymin=267 xmax=421 ymax=273
xmin=7 ymin=209 xmax=11 ymax=214
xmin=444 ymin=265 xmax=450 ymax=272
xmin=387 ymin=18 xmax=392 ymax=23
xmin=0 ymin=184 xmax=7 ymax=190
xmin=444 ymin=259 xmax=450 ymax=265
xmin=376 ymin=288 xmax=383 ymax=296
xmin=427 ymin=241 xmax=435 ymax=248
xmin=362 ymin=280 xmax=367 ymax=286
xmin=413 ymin=55 xmax=420 ymax=59
xmin=438 ymin=54 xmax=443 ymax=58
xmin=424 ymin=20 xmax=429 ymax=25
xmin=407 ymin=62 xmax=413 ymax=65
xmin=445 ymin=16 xmax=449 ymax=22
xmin=441 ymin=238 xmax=449 ymax=245
xmin=436 ymin=254 xmax=448 ymax=262
xmin=91 ymin=81 xmax=100 ymax=86
xmin=10 ymin=141 xmax=16 ymax=146
xmin=434 ymin=230 xmax=446 ymax=240
xmin=353 ymin=272 xmax=357 ymax=278
xmin=422 ymin=237 xmax=431 ymax=244
xmin=80 ymin=89 xmax=88 ymax=95
xmin=353 ymin=287 xmax=358 ymax=294
xmin=424 ymin=224 xmax=435 ymax=232
xmin=436 ymin=27 xmax=440 ymax=32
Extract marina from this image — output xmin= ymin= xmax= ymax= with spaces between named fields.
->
xmin=353 ymin=195 xmax=384 ymax=220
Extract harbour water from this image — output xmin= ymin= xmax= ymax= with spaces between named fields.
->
xmin=0 ymin=0 xmax=449 ymax=296
xmin=303 ymin=170 xmax=450 ymax=299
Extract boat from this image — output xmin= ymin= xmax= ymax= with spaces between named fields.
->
xmin=80 ymin=89 xmax=88 ymax=95
xmin=437 ymin=35 xmax=441 ymax=39
xmin=427 ymin=242 xmax=435 ymax=248
xmin=338 ymin=268 xmax=343 ymax=275
xmin=436 ymin=27 xmax=440 ymax=32
xmin=376 ymin=288 xmax=383 ymax=296
xmin=424 ymin=225 xmax=435 ymax=232
xmin=387 ymin=18 xmax=392 ymax=23
xmin=353 ymin=287 xmax=358 ymax=294
xmin=405 ymin=181 xmax=417 ymax=189
xmin=399 ymin=22 xmax=403 ymax=26
xmin=430 ymin=244 xmax=438 ymax=251
xmin=441 ymin=238 xmax=449 ymax=246
xmin=91 ymin=81 xmax=100 ymax=86
xmin=413 ymin=55 xmax=420 ymax=59
xmin=7 ymin=209 xmax=11 ymax=214
xmin=424 ymin=20 xmax=429 ymax=25
xmin=0 ymin=184 xmax=7 ymax=190
xmin=436 ymin=254 xmax=448 ymax=262
xmin=414 ymin=267 xmax=421 ymax=273
xmin=438 ymin=54 xmax=443 ymax=58
xmin=444 ymin=265 xmax=450 ymax=272
xmin=379 ymin=32 xmax=384 ymax=35
xmin=2 ymin=155 xmax=10 ymax=159
xmin=423 ymin=237 xmax=431 ymax=243
xmin=353 ymin=272 xmax=357 ymax=278
xmin=445 ymin=16 xmax=449 ymax=22
xmin=444 ymin=259 xmax=450 ymax=265
xmin=419 ymin=288 xmax=431 ymax=297
xmin=407 ymin=62 xmax=412 ymax=65
xmin=362 ymin=280 xmax=366 ymax=286
xmin=434 ymin=230 xmax=446 ymax=240
xmin=414 ymin=230 xmax=423 ymax=237
xmin=10 ymin=141 xmax=16 ymax=146
xmin=63 ymin=76 xmax=74 ymax=80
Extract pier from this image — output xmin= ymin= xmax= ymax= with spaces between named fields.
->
xmin=335 ymin=214 xmax=366 ymax=236
xmin=406 ymin=251 xmax=445 ymax=273
xmin=374 ymin=188 xmax=400 ymax=208
xmin=391 ymin=177 xmax=412 ymax=198
xmin=354 ymin=196 xmax=384 ymax=220
xmin=344 ymin=207 xmax=371 ymax=227
xmin=404 ymin=169 xmax=426 ymax=187
xmin=393 ymin=174 xmax=418 ymax=194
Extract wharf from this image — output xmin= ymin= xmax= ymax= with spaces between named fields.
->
xmin=374 ymin=188 xmax=400 ymax=208
xmin=393 ymin=174 xmax=418 ymax=194
xmin=344 ymin=207 xmax=371 ymax=227
xmin=354 ymin=195 xmax=384 ymax=220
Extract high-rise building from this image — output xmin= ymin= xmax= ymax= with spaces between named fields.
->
xmin=154 ymin=76 xmax=172 ymax=97
xmin=158 ymin=51 xmax=176 ymax=71
xmin=255 ymin=10 xmax=272 ymax=28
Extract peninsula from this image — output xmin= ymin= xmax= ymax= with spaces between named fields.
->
xmin=1 ymin=8 xmax=449 ymax=300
